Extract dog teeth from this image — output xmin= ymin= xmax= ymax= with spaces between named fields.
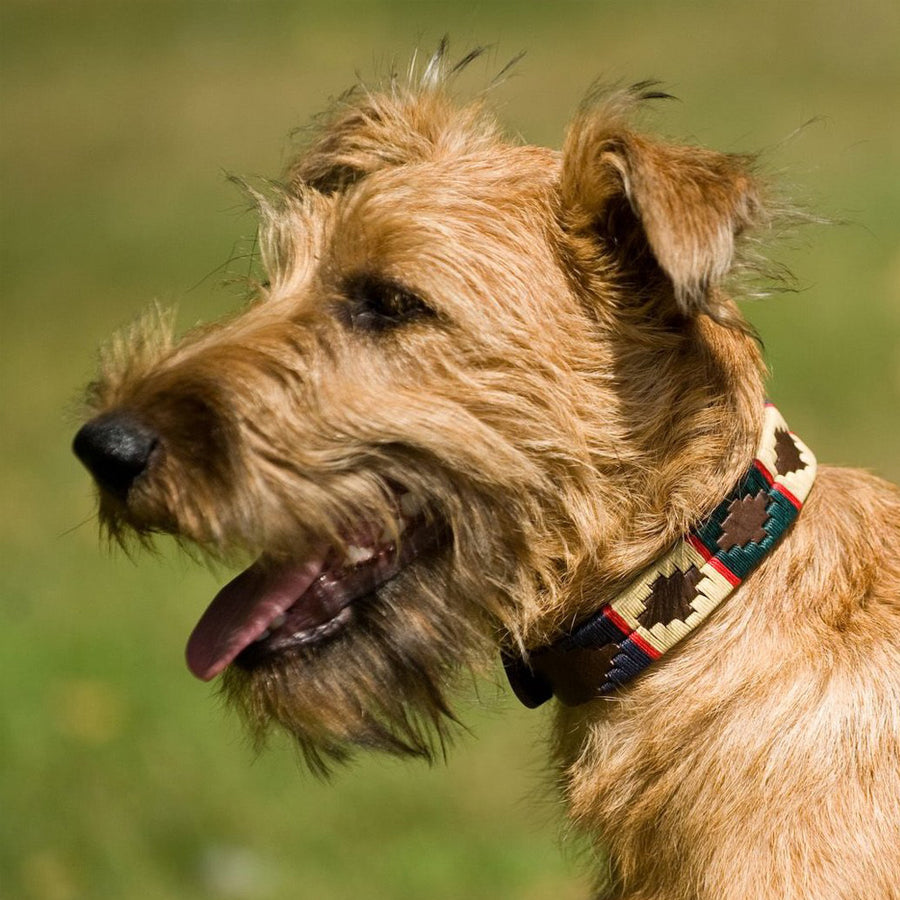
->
xmin=345 ymin=544 xmax=376 ymax=565
xmin=270 ymin=614 xmax=286 ymax=629
xmin=292 ymin=607 xmax=352 ymax=645
xmin=256 ymin=628 xmax=271 ymax=642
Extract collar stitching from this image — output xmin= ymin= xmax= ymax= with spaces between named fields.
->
xmin=504 ymin=403 xmax=817 ymax=708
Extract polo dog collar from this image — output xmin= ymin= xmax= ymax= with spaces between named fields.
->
xmin=504 ymin=403 xmax=817 ymax=708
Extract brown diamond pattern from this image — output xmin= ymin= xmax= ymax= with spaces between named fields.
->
xmin=532 ymin=644 xmax=620 ymax=706
xmin=718 ymin=491 xmax=770 ymax=551
xmin=774 ymin=428 xmax=805 ymax=475
xmin=637 ymin=565 xmax=702 ymax=628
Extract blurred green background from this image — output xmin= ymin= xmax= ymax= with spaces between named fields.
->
xmin=1 ymin=2 xmax=897 ymax=898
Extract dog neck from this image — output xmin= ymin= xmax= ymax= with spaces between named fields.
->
xmin=504 ymin=403 xmax=817 ymax=708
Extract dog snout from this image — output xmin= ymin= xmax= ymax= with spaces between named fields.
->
xmin=73 ymin=412 xmax=158 ymax=500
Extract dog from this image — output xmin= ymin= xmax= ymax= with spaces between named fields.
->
xmin=73 ymin=46 xmax=900 ymax=899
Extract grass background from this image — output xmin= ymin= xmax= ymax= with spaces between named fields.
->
xmin=1 ymin=2 xmax=898 ymax=898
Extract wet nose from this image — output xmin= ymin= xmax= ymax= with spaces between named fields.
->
xmin=73 ymin=413 xmax=158 ymax=499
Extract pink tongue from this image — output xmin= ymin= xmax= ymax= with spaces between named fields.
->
xmin=186 ymin=555 xmax=327 ymax=682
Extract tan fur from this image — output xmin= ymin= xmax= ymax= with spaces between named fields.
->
xmin=75 ymin=51 xmax=900 ymax=898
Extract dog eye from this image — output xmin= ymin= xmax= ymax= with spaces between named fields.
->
xmin=341 ymin=274 xmax=435 ymax=332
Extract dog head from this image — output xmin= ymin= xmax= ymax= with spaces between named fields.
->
xmin=74 ymin=50 xmax=770 ymax=770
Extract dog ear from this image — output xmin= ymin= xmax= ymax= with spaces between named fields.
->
xmin=560 ymin=97 xmax=766 ymax=318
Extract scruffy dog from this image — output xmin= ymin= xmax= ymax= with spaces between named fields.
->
xmin=74 ymin=48 xmax=900 ymax=900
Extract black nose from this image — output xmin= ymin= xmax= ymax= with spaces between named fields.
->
xmin=73 ymin=413 xmax=158 ymax=500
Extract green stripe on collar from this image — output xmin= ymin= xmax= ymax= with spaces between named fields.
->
xmin=504 ymin=403 xmax=817 ymax=708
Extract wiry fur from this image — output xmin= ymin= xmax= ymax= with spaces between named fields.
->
xmin=76 ymin=47 xmax=900 ymax=899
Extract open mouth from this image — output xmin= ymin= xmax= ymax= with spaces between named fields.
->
xmin=185 ymin=493 xmax=445 ymax=681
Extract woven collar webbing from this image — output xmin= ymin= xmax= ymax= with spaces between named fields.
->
xmin=504 ymin=403 xmax=817 ymax=708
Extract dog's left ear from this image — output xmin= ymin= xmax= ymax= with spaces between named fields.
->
xmin=560 ymin=100 xmax=766 ymax=317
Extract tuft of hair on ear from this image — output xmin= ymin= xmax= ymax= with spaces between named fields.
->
xmin=560 ymin=83 xmax=780 ymax=327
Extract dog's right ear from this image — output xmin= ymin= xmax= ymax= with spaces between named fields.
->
xmin=560 ymin=91 xmax=766 ymax=319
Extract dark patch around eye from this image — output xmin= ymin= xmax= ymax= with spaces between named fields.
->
xmin=304 ymin=163 xmax=367 ymax=196
xmin=339 ymin=273 xmax=436 ymax=332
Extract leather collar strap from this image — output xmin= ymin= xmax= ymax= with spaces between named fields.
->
xmin=504 ymin=403 xmax=817 ymax=708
